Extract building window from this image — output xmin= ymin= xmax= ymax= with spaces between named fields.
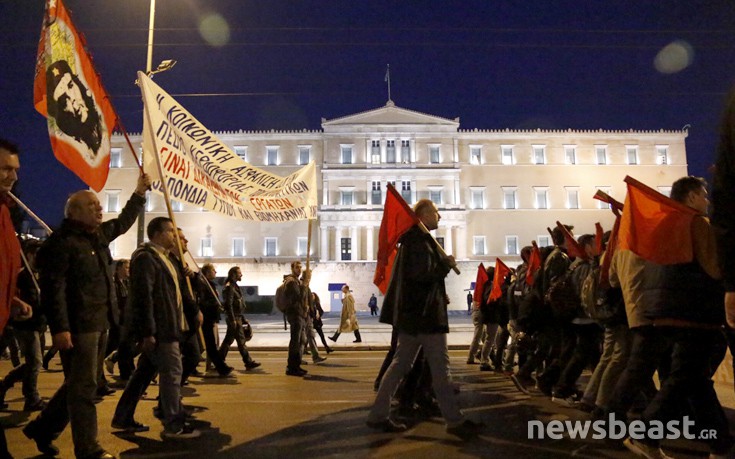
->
xmin=234 ymin=145 xmax=247 ymax=161
xmin=436 ymin=237 xmax=445 ymax=249
xmin=537 ymin=235 xmax=551 ymax=247
xmin=657 ymin=186 xmax=672 ymax=197
xmin=105 ymin=190 xmax=120 ymax=212
xmin=340 ymin=189 xmax=354 ymax=206
xmin=656 ymin=145 xmax=669 ymax=165
xmin=564 ymin=145 xmax=576 ymax=165
xmin=145 ymin=191 xmax=153 ymax=212
xmin=200 ymin=237 xmax=213 ymax=257
xmin=386 ymin=140 xmax=396 ymax=163
xmin=401 ymin=140 xmax=411 ymax=163
xmin=627 ymin=146 xmax=638 ymax=165
xmin=534 ymin=187 xmax=549 ymax=209
xmin=232 ymin=238 xmax=245 ymax=257
xmin=429 ymin=188 xmax=443 ymax=204
xmin=341 ymin=145 xmax=353 ymax=164
xmin=264 ymin=237 xmax=277 ymax=257
xmin=470 ymin=187 xmax=485 ymax=210
xmin=340 ymin=237 xmax=351 ymax=261
xmin=596 ymin=146 xmax=607 ymax=165
xmin=110 ymin=148 xmax=122 ymax=168
xmin=371 ymin=140 xmax=381 ymax=164
xmin=505 ymin=236 xmax=519 ymax=255
xmin=429 ymin=145 xmax=441 ymax=164
xmin=473 ymin=236 xmax=486 ymax=256
xmin=501 ymin=145 xmax=515 ymax=165
xmin=470 ymin=146 xmax=482 ymax=165
xmin=266 ymin=146 xmax=278 ymax=165
xmin=171 ymin=200 xmax=183 ymax=212
xmin=298 ymin=146 xmax=311 ymax=165
xmin=533 ymin=145 xmax=546 ymax=165
xmin=371 ymin=181 xmax=382 ymax=205
xmin=503 ymin=188 xmax=517 ymax=209
xmin=297 ymin=237 xmax=308 ymax=257
xmin=596 ymin=187 xmax=612 ymax=209
xmin=566 ymin=188 xmax=579 ymax=209
xmin=401 ymin=181 xmax=412 ymax=204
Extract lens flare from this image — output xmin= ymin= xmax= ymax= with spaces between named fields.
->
xmin=654 ymin=40 xmax=694 ymax=74
xmin=199 ymin=13 xmax=230 ymax=47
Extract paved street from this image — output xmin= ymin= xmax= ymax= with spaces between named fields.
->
xmin=1 ymin=313 xmax=734 ymax=458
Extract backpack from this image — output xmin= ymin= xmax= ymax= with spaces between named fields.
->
xmin=580 ymin=264 xmax=625 ymax=325
xmin=274 ymin=279 xmax=290 ymax=313
xmin=544 ymin=270 xmax=580 ymax=321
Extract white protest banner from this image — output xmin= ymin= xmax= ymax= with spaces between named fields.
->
xmin=138 ymin=72 xmax=317 ymax=222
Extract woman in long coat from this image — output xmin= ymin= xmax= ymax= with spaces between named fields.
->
xmin=329 ymin=285 xmax=362 ymax=343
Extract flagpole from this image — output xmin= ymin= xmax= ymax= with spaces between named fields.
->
xmin=8 ymin=193 xmax=52 ymax=236
xmin=385 ymin=64 xmax=391 ymax=102
xmin=306 ymin=218 xmax=312 ymax=272
xmin=139 ymin=72 xmax=193 ymax=298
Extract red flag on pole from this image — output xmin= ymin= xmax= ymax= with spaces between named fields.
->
xmin=618 ymin=176 xmax=698 ymax=265
xmin=0 ymin=204 xmax=21 ymax=334
xmin=34 ymin=0 xmax=116 ymax=192
xmin=594 ymin=222 xmax=604 ymax=256
xmin=488 ymin=258 xmax=510 ymax=303
xmin=373 ymin=184 xmax=420 ymax=294
xmin=526 ymin=241 xmax=542 ymax=286
xmin=473 ymin=263 xmax=489 ymax=305
xmin=556 ymin=221 xmax=588 ymax=260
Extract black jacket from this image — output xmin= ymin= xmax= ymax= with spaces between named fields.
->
xmin=37 ymin=193 xmax=144 ymax=335
xmin=197 ymin=275 xmax=222 ymax=323
xmin=380 ymin=226 xmax=451 ymax=335
xmin=222 ymin=281 xmax=246 ymax=322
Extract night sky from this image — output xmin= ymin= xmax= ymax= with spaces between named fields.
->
xmin=2 ymin=0 xmax=735 ymax=225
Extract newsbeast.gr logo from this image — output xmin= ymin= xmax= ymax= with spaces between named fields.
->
xmin=528 ymin=413 xmax=718 ymax=441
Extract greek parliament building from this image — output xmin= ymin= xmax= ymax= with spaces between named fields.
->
xmin=102 ymin=101 xmax=688 ymax=312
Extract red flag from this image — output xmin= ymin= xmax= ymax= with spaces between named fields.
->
xmin=556 ymin=221 xmax=588 ymax=260
xmin=488 ymin=258 xmax=510 ymax=303
xmin=618 ymin=176 xmax=697 ymax=265
xmin=526 ymin=241 xmax=542 ymax=286
xmin=594 ymin=222 xmax=604 ymax=256
xmin=373 ymin=184 xmax=420 ymax=294
xmin=593 ymin=189 xmax=624 ymax=212
xmin=599 ymin=216 xmax=621 ymax=286
xmin=473 ymin=263 xmax=489 ymax=305
xmin=34 ymin=0 xmax=116 ymax=192
xmin=0 ymin=204 xmax=21 ymax=334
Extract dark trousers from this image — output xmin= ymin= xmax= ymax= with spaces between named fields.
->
xmin=554 ymin=323 xmax=602 ymax=395
xmin=201 ymin=318 xmax=229 ymax=373
xmin=219 ymin=318 xmax=252 ymax=364
xmin=112 ymin=351 xmax=157 ymax=426
xmin=115 ymin=328 xmax=139 ymax=381
xmin=314 ymin=325 xmax=329 ymax=350
xmin=641 ymin=327 xmax=733 ymax=455
xmin=286 ymin=314 xmax=305 ymax=371
xmin=180 ymin=330 xmax=201 ymax=383
xmin=607 ymin=325 xmax=670 ymax=420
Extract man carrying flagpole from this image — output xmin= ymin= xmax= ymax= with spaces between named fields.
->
xmin=367 ymin=198 xmax=482 ymax=438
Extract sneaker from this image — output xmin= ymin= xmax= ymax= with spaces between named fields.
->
xmin=366 ymin=418 xmax=408 ymax=433
xmin=23 ymin=399 xmax=47 ymax=412
xmin=160 ymin=424 xmax=201 ymax=440
xmin=313 ymin=356 xmax=327 ymax=364
xmin=96 ymin=386 xmax=116 ymax=397
xmin=479 ymin=363 xmax=493 ymax=371
xmin=285 ymin=367 xmax=308 ymax=377
xmin=245 ymin=361 xmax=261 ymax=370
xmin=23 ymin=420 xmax=60 ymax=455
xmin=466 ymin=358 xmax=476 ymax=364
xmin=353 ymin=339 xmax=362 ymax=343
xmin=446 ymin=419 xmax=485 ymax=439
xmin=623 ymin=437 xmax=673 ymax=459
xmin=551 ymin=394 xmax=580 ymax=408
xmin=111 ymin=419 xmax=150 ymax=433
xmin=217 ymin=365 xmax=234 ymax=377
xmin=104 ymin=357 xmax=115 ymax=375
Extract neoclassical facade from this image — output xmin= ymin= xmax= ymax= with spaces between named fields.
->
xmin=102 ymin=101 xmax=688 ymax=311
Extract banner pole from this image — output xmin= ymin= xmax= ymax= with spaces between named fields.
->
xmin=306 ymin=218 xmax=312 ymax=271
xmin=8 ymin=192 xmax=52 ymax=236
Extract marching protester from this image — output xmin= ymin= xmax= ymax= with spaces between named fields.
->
xmin=367 ymin=199 xmax=483 ymax=438
xmin=24 ymin=172 xmax=149 ymax=459
xmin=310 ymin=292 xmax=332 ymax=354
xmin=197 ymin=263 xmax=233 ymax=376
xmin=329 ymin=285 xmax=361 ymax=343
xmin=219 ymin=266 xmax=261 ymax=371
xmin=282 ymin=261 xmax=310 ymax=377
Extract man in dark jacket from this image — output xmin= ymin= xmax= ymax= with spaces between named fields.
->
xmin=23 ymin=173 xmax=149 ymax=459
xmin=367 ymin=199 xmax=482 ymax=438
xmin=283 ymin=261 xmax=310 ymax=376
xmin=111 ymin=217 xmax=200 ymax=440
xmin=197 ymin=263 xmax=233 ymax=376
xmin=219 ymin=266 xmax=260 ymax=370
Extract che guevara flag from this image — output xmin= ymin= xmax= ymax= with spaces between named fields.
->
xmin=34 ymin=0 xmax=116 ymax=192
xmin=526 ymin=241 xmax=542 ymax=286
xmin=473 ymin=263 xmax=489 ymax=305
xmin=618 ymin=176 xmax=698 ymax=265
xmin=373 ymin=184 xmax=419 ymax=294
xmin=488 ymin=258 xmax=510 ymax=303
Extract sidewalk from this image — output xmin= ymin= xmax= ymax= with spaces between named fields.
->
xmin=232 ymin=310 xmax=476 ymax=350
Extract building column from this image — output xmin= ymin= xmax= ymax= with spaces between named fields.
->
xmin=320 ymin=226 xmax=329 ymax=261
xmin=444 ymin=225 xmax=454 ymax=256
xmin=350 ymin=226 xmax=358 ymax=261
xmin=334 ymin=227 xmax=342 ymax=262
xmin=456 ymin=225 xmax=467 ymax=260
xmin=366 ymin=226 xmax=374 ymax=261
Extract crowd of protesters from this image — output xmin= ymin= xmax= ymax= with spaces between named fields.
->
xmin=3 ymin=101 xmax=735 ymax=459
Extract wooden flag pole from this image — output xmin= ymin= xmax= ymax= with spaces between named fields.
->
xmin=8 ymin=192 xmax=52 ymax=236
xmin=306 ymin=218 xmax=313 ymax=271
